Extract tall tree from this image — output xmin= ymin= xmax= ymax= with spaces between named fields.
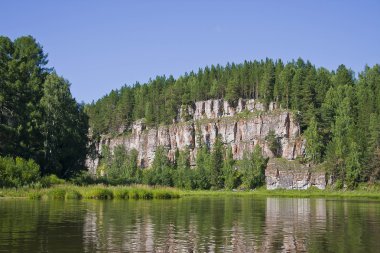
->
xmin=304 ymin=116 xmax=323 ymax=163
xmin=195 ymin=144 xmax=211 ymax=189
xmin=222 ymin=146 xmax=237 ymax=189
xmin=174 ymin=148 xmax=193 ymax=189
xmin=240 ymin=145 xmax=267 ymax=189
xmin=40 ymin=73 xmax=88 ymax=178
xmin=209 ymin=135 xmax=224 ymax=189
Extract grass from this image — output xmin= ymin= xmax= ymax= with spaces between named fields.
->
xmin=1 ymin=183 xmax=379 ymax=200
xmin=177 ymin=186 xmax=380 ymax=200
xmin=0 ymin=184 xmax=182 ymax=200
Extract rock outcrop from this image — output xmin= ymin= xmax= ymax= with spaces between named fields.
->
xmin=265 ymin=159 xmax=327 ymax=190
xmin=86 ymin=99 xmax=304 ymax=174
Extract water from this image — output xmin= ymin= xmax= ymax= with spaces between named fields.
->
xmin=0 ymin=197 xmax=379 ymax=252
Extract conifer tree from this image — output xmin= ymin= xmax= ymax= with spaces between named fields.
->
xmin=222 ymin=146 xmax=237 ymax=189
xmin=209 ymin=135 xmax=224 ymax=189
xmin=304 ymin=116 xmax=323 ymax=163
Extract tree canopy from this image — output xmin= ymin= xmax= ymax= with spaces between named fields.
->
xmin=0 ymin=36 xmax=88 ymax=178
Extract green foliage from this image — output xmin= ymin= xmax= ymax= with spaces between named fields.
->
xmin=40 ymin=174 xmax=65 ymax=187
xmin=194 ymin=144 xmax=211 ymax=189
xmin=0 ymin=36 xmax=88 ymax=180
xmin=70 ymin=171 xmax=97 ymax=186
xmin=174 ymin=148 xmax=193 ymax=189
xmin=40 ymin=73 xmax=88 ymax=178
xmin=141 ymin=146 xmax=174 ymax=187
xmin=47 ymin=188 xmax=66 ymax=199
xmin=0 ymin=156 xmax=40 ymax=187
xmin=240 ymin=145 xmax=267 ymax=189
xmin=265 ymin=130 xmax=280 ymax=157
xmin=222 ymin=146 xmax=238 ymax=189
xmin=81 ymin=188 xmax=113 ymax=199
xmin=84 ymin=58 xmax=380 ymax=188
xmin=209 ymin=135 xmax=224 ymax=189
xmin=304 ymin=116 xmax=323 ymax=163
xmin=65 ymin=189 xmax=81 ymax=199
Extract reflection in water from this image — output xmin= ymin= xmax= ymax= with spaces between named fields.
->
xmin=1 ymin=197 xmax=380 ymax=252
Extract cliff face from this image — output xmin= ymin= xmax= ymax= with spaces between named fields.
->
xmin=265 ymin=159 xmax=327 ymax=190
xmin=86 ymin=99 xmax=304 ymax=174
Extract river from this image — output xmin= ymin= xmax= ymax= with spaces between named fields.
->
xmin=0 ymin=197 xmax=379 ymax=252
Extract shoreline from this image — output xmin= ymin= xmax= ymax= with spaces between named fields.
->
xmin=1 ymin=184 xmax=380 ymax=200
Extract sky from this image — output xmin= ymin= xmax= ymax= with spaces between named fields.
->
xmin=1 ymin=0 xmax=379 ymax=103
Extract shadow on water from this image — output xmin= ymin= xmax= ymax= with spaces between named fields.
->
xmin=1 ymin=197 xmax=380 ymax=252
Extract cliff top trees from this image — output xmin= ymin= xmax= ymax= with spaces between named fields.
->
xmin=86 ymin=56 xmax=380 ymax=187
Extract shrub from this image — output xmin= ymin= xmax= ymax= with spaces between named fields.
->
xmin=65 ymin=189 xmax=82 ymax=199
xmin=113 ymin=188 xmax=129 ymax=199
xmin=0 ymin=156 xmax=41 ymax=188
xmin=70 ymin=171 xmax=96 ymax=186
xmin=48 ymin=188 xmax=66 ymax=199
xmin=28 ymin=191 xmax=42 ymax=200
xmin=153 ymin=190 xmax=178 ymax=199
xmin=82 ymin=188 xmax=113 ymax=199
xmin=40 ymin=174 xmax=65 ymax=187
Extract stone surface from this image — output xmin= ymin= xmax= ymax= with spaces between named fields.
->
xmin=265 ymin=159 xmax=326 ymax=190
xmin=86 ymin=99 xmax=305 ymax=172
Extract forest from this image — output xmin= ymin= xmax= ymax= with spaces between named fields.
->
xmin=0 ymin=36 xmax=88 ymax=187
xmin=86 ymin=55 xmax=380 ymax=189
xmin=1 ymin=36 xmax=380 ymax=189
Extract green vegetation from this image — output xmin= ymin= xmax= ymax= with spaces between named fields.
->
xmin=87 ymin=59 xmax=380 ymax=188
xmin=1 ymin=184 xmax=380 ymax=200
xmin=0 ymin=36 xmax=88 ymax=179
xmin=0 ymin=184 xmax=181 ymax=200
xmin=98 ymin=134 xmax=267 ymax=190
xmin=0 ymin=156 xmax=40 ymax=187
xmin=1 ymin=35 xmax=380 ymax=190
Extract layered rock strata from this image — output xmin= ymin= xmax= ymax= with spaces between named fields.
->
xmin=86 ymin=99 xmax=304 ymax=174
xmin=265 ymin=159 xmax=327 ymax=190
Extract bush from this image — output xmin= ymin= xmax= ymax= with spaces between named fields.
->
xmin=40 ymin=174 xmax=65 ymax=187
xmin=65 ymin=189 xmax=82 ymax=199
xmin=48 ymin=188 xmax=66 ymax=199
xmin=113 ymin=188 xmax=129 ymax=199
xmin=0 ymin=156 xmax=41 ymax=188
xmin=28 ymin=191 xmax=42 ymax=200
xmin=70 ymin=171 xmax=96 ymax=186
xmin=81 ymin=188 xmax=113 ymax=199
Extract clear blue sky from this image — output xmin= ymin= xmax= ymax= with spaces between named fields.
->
xmin=1 ymin=0 xmax=379 ymax=103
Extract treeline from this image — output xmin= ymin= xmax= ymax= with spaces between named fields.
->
xmin=100 ymin=136 xmax=267 ymax=190
xmin=0 ymin=36 xmax=88 ymax=180
xmin=88 ymin=59 xmax=380 ymax=188
xmin=86 ymin=58 xmax=353 ymax=135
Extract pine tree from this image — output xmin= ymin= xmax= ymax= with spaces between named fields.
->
xmin=195 ymin=144 xmax=211 ymax=189
xmin=174 ymin=148 xmax=193 ymax=189
xmin=222 ymin=146 xmax=237 ymax=189
xmin=304 ymin=116 xmax=323 ymax=163
xmin=40 ymin=73 xmax=88 ymax=177
xmin=151 ymin=146 xmax=173 ymax=186
xmin=240 ymin=145 xmax=267 ymax=189
xmin=209 ymin=135 xmax=224 ymax=189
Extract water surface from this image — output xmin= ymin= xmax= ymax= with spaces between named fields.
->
xmin=0 ymin=197 xmax=379 ymax=252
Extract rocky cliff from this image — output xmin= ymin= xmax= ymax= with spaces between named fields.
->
xmin=265 ymin=159 xmax=327 ymax=190
xmin=86 ymin=98 xmax=305 ymax=174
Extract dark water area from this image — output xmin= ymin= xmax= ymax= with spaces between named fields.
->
xmin=0 ymin=197 xmax=379 ymax=252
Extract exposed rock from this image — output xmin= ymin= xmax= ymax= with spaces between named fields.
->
xmin=86 ymin=99 xmax=304 ymax=172
xmin=265 ymin=159 xmax=326 ymax=190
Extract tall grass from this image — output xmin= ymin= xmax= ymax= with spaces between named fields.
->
xmin=1 ymin=184 xmax=379 ymax=200
xmin=0 ymin=184 xmax=181 ymax=200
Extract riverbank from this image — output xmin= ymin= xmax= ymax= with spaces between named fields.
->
xmin=1 ymin=183 xmax=380 ymax=200
xmin=0 ymin=185 xmax=181 ymax=200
